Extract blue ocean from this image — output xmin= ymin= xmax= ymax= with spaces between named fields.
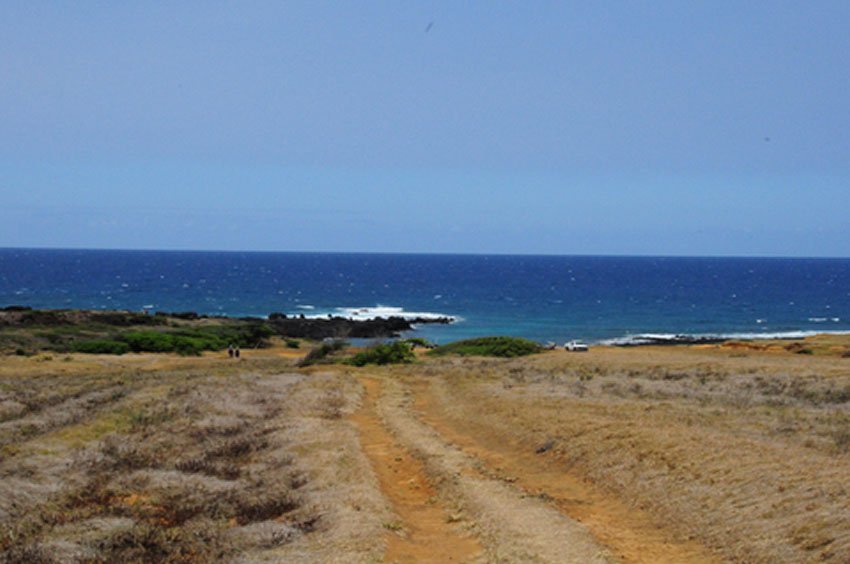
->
xmin=1 ymin=248 xmax=849 ymax=344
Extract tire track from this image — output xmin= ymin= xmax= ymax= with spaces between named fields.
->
xmin=351 ymin=377 xmax=482 ymax=563
xmin=413 ymin=377 xmax=720 ymax=563
xmin=363 ymin=376 xmax=611 ymax=563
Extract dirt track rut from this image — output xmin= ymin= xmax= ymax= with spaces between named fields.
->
xmin=353 ymin=376 xmax=612 ymax=563
xmin=351 ymin=377 xmax=482 ymax=562
xmin=414 ymin=377 xmax=720 ymax=563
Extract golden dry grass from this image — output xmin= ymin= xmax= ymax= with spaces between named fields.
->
xmin=0 ymin=348 xmax=384 ymax=563
xmin=2 ymin=336 xmax=849 ymax=562
xmin=394 ymin=341 xmax=850 ymax=561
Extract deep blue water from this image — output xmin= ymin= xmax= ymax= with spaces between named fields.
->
xmin=1 ymin=248 xmax=849 ymax=344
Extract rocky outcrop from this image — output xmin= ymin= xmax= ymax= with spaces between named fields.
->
xmin=613 ymin=334 xmax=727 ymax=347
xmin=0 ymin=307 xmax=453 ymax=340
xmin=266 ymin=313 xmax=453 ymax=340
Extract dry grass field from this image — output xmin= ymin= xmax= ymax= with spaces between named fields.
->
xmin=0 ymin=349 xmax=386 ymax=563
xmin=396 ymin=340 xmax=850 ymax=562
xmin=2 ymin=335 xmax=849 ymax=562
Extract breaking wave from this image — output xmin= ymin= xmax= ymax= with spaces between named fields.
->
xmin=598 ymin=330 xmax=850 ymax=346
xmin=295 ymin=305 xmax=459 ymax=322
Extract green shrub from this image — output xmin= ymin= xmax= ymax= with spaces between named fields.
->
xmin=117 ymin=330 xmax=233 ymax=355
xmin=402 ymin=337 xmax=433 ymax=349
xmin=285 ymin=339 xmax=300 ymax=349
xmin=429 ymin=336 xmax=542 ymax=358
xmin=1 ymin=316 xmax=274 ymax=356
xmin=172 ymin=336 xmax=210 ymax=356
xmin=120 ymin=331 xmax=177 ymax=353
xmin=72 ymin=340 xmax=131 ymax=355
xmin=348 ymin=341 xmax=415 ymax=367
xmin=298 ymin=340 xmax=348 ymax=367
xmin=172 ymin=322 xmax=273 ymax=350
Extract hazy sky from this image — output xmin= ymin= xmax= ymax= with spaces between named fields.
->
xmin=1 ymin=2 xmax=848 ymax=256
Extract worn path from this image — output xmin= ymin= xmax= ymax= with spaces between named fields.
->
xmin=412 ymin=377 xmax=720 ymax=563
xmin=353 ymin=376 xmax=613 ymax=563
xmin=351 ymin=377 xmax=482 ymax=563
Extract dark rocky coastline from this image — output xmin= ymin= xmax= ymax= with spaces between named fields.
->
xmin=0 ymin=306 xmax=454 ymax=340
xmin=266 ymin=312 xmax=453 ymax=339
xmin=612 ymin=334 xmax=729 ymax=347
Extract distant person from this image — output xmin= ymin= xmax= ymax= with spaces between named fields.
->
xmin=234 ymin=346 xmax=240 ymax=359
xmin=227 ymin=344 xmax=234 ymax=358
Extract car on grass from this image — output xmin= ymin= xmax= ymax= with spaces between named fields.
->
xmin=564 ymin=340 xmax=589 ymax=352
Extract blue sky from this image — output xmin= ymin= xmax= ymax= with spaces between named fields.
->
xmin=1 ymin=2 xmax=848 ymax=256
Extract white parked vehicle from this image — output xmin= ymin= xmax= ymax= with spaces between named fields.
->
xmin=564 ymin=340 xmax=589 ymax=352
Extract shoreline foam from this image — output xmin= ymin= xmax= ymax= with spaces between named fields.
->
xmin=597 ymin=329 xmax=850 ymax=346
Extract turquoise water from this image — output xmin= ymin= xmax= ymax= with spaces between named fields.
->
xmin=1 ymin=248 xmax=849 ymax=344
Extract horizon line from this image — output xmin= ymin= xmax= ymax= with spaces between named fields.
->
xmin=1 ymin=245 xmax=848 ymax=261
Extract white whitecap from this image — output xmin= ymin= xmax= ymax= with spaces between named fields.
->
xmin=295 ymin=304 xmax=458 ymax=323
xmin=597 ymin=329 xmax=850 ymax=346
xmin=336 ymin=305 xmax=456 ymax=322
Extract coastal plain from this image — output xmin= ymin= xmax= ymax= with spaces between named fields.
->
xmin=1 ymin=337 xmax=849 ymax=562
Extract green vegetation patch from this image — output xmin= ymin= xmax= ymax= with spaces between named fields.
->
xmin=429 ymin=336 xmax=542 ymax=358
xmin=401 ymin=337 xmax=434 ymax=349
xmin=348 ymin=341 xmax=415 ymax=366
xmin=121 ymin=331 xmax=181 ymax=353
xmin=72 ymin=339 xmax=131 ymax=355
xmin=1 ymin=310 xmax=279 ymax=356
xmin=298 ymin=339 xmax=348 ymax=367
xmin=69 ymin=322 xmax=275 ymax=356
xmin=119 ymin=331 xmax=226 ymax=356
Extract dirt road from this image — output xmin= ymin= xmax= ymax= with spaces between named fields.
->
xmin=352 ymin=375 xmax=717 ymax=563
xmin=351 ymin=377 xmax=481 ymax=562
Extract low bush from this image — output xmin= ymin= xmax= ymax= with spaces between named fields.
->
xmin=72 ymin=339 xmax=131 ymax=355
xmin=4 ymin=318 xmax=274 ymax=356
xmin=348 ymin=341 xmax=415 ymax=366
xmin=285 ymin=339 xmax=300 ymax=349
xmin=185 ymin=322 xmax=273 ymax=349
xmin=297 ymin=340 xmax=348 ymax=367
xmin=121 ymin=331 xmax=179 ymax=353
xmin=402 ymin=337 xmax=434 ymax=349
xmin=429 ymin=336 xmax=542 ymax=358
xmin=172 ymin=335 xmax=215 ymax=356
xmin=117 ymin=328 xmax=255 ymax=356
